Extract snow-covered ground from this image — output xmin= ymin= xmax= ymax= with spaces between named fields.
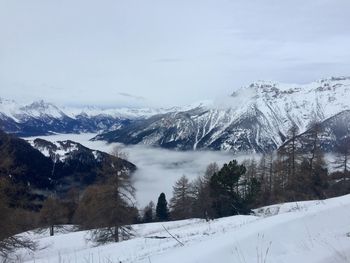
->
xmin=12 ymin=194 xmax=350 ymax=263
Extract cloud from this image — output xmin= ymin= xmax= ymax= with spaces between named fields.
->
xmin=25 ymin=133 xmax=258 ymax=207
xmin=153 ymin=58 xmax=183 ymax=63
xmin=1 ymin=0 xmax=350 ymax=107
xmin=118 ymin=92 xmax=145 ymax=101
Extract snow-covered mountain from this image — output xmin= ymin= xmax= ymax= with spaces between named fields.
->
xmin=94 ymin=77 xmax=350 ymax=153
xmin=0 ymin=98 xmax=179 ymax=136
xmin=280 ymin=109 xmax=350 ymax=153
xmin=2 ymin=76 xmax=350 ymax=152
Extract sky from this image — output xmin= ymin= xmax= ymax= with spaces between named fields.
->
xmin=0 ymin=0 xmax=350 ymax=108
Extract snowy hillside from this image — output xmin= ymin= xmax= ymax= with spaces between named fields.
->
xmin=281 ymin=109 xmax=350 ymax=153
xmin=95 ymin=77 xmax=350 ymax=152
xmin=14 ymin=194 xmax=350 ymax=263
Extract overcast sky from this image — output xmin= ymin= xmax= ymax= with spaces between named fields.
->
xmin=1 ymin=0 xmax=349 ymax=107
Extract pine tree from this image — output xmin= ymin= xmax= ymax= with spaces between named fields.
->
xmin=210 ymin=160 xmax=246 ymax=217
xmin=156 ymin=193 xmax=169 ymax=221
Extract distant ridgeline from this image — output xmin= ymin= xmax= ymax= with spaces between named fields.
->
xmin=0 ymin=130 xmax=136 ymax=210
xmin=93 ymin=77 xmax=350 ymax=153
xmin=1 ymin=77 xmax=350 ymax=154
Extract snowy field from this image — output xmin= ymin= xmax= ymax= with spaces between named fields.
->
xmin=12 ymin=194 xmax=350 ymax=263
xmin=24 ymin=133 xmax=254 ymax=207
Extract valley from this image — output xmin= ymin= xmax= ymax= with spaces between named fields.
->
xmin=24 ymin=133 xmax=238 ymax=207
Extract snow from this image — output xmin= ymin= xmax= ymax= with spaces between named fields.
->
xmin=61 ymin=105 xmax=180 ymax=119
xmin=0 ymin=97 xmax=187 ymax=121
xmin=2 ymin=76 xmax=350 ymax=152
xmin=28 ymin=139 xmax=80 ymax=161
xmin=94 ymin=76 xmax=350 ymax=152
xmin=0 ymin=97 xmax=22 ymax=121
xmin=12 ymin=194 xmax=350 ymax=263
xmin=20 ymin=100 xmax=65 ymax=119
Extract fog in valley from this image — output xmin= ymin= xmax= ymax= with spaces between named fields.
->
xmin=26 ymin=133 xmax=258 ymax=207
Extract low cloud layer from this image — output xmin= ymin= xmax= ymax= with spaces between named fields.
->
xmin=26 ymin=133 xmax=256 ymax=207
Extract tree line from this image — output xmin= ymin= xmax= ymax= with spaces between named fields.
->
xmin=140 ymin=123 xmax=350 ymax=222
xmin=1 ymin=122 xmax=350 ymax=259
xmin=0 ymin=148 xmax=138 ymax=260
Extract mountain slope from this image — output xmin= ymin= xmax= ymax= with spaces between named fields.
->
xmin=28 ymin=138 xmax=136 ymax=190
xmin=13 ymin=194 xmax=350 ymax=263
xmin=0 ymin=130 xmax=53 ymax=189
xmin=94 ymin=77 xmax=350 ymax=152
xmin=0 ymin=130 xmax=136 ymax=206
xmin=280 ymin=109 xmax=350 ymax=153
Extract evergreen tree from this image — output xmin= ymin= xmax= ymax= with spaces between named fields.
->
xmin=242 ymin=178 xmax=261 ymax=211
xmin=156 ymin=193 xmax=169 ymax=221
xmin=210 ymin=160 xmax=246 ymax=217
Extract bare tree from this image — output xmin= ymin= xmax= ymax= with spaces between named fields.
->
xmin=142 ymin=201 xmax=155 ymax=223
xmin=110 ymin=145 xmax=129 ymax=160
xmin=0 ymin=179 xmax=36 ymax=259
xmin=39 ymin=196 xmax=69 ymax=236
xmin=334 ymin=137 xmax=350 ymax=181
xmin=169 ymin=175 xmax=194 ymax=220
xmin=306 ymin=122 xmax=324 ymax=177
xmin=257 ymin=153 xmax=275 ymax=202
xmin=287 ymin=124 xmax=300 ymax=186
xmin=75 ymin=158 xmax=136 ymax=244
xmin=191 ymin=163 xmax=219 ymax=219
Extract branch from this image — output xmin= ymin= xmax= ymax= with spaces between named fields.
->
xmin=162 ymin=225 xmax=184 ymax=246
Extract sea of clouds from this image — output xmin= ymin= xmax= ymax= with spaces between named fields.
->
xmin=25 ymin=133 xmax=257 ymax=207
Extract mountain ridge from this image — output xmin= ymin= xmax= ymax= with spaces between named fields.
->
xmin=94 ymin=76 xmax=350 ymax=152
xmin=1 ymin=76 xmax=350 ymax=152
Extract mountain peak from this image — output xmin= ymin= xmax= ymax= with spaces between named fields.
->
xmin=20 ymin=100 xmax=65 ymax=119
xmin=25 ymin=100 xmax=58 ymax=110
xmin=318 ymin=76 xmax=350 ymax=83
